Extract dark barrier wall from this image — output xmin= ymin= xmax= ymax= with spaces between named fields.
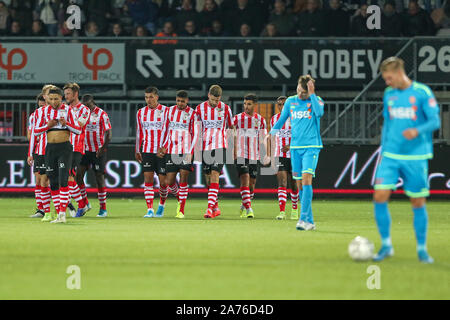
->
xmin=1 ymin=144 xmax=449 ymax=198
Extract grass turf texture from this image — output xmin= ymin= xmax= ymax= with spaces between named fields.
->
xmin=0 ymin=197 xmax=449 ymax=300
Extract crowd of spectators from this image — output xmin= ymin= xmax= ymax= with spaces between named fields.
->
xmin=0 ymin=0 xmax=448 ymax=38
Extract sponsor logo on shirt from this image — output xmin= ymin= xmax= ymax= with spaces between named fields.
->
xmin=428 ymin=98 xmax=437 ymax=108
xmin=169 ymin=122 xmax=189 ymax=130
xmin=238 ymin=128 xmax=259 ymax=137
xmin=388 ymin=106 xmax=417 ymax=120
xmin=291 ymin=110 xmax=312 ymax=120
xmin=277 ymin=129 xmax=291 ymax=138
xmin=142 ymin=121 xmax=163 ymax=130
xmin=85 ymin=124 xmax=98 ymax=131
xmin=203 ymin=120 xmax=223 ymax=129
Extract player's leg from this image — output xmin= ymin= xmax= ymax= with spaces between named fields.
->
xmin=30 ymin=169 xmax=44 ymax=217
xmin=289 ymin=171 xmax=300 ymax=220
xmin=276 ymin=170 xmax=288 ymax=220
xmin=51 ymin=143 xmax=72 ymax=223
xmin=39 ymin=173 xmax=51 ymax=217
xmin=247 ymin=164 xmax=257 ymax=218
xmin=44 ymin=145 xmax=59 ymax=221
xmin=95 ymin=171 xmax=107 ymax=217
xmin=177 ymin=168 xmax=191 ymax=218
xmin=402 ymin=160 xmax=433 ymax=263
xmin=372 ymin=156 xmax=399 ymax=261
xmin=143 ymin=171 xmax=156 ymax=217
xmin=155 ymin=154 xmax=168 ymax=217
xmin=236 ymin=158 xmax=251 ymax=218
xmin=205 ymin=169 xmax=220 ymax=218
xmin=296 ymin=148 xmax=320 ymax=230
xmin=74 ymin=163 xmax=89 ymax=217
xmin=68 ymin=152 xmax=83 ymax=216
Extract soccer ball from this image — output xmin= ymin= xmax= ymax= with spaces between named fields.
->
xmin=348 ymin=236 xmax=375 ymax=261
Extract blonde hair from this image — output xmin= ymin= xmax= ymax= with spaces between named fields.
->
xmin=380 ymin=57 xmax=404 ymax=72
xmin=209 ymin=85 xmax=222 ymax=97
xmin=41 ymin=84 xmax=57 ymax=95
xmin=63 ymin=82 xmax=80 ymax=93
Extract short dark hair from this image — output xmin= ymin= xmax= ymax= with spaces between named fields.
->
xmin=36 ymin=93 xmax=45 ymax=104
xmin=82 ymin=94 xmax=95 ymax=105
xmin=48 ymin=88 xmax=63 ymax=97
xmin=145 ymin=86 xmax=159 ymax=95
xmin=176 ymin=90 xmax=188 ymax=99
xmin=276 ymin=96 xmax=287 ymax=103
xmin=244 ymin=93 xmax=258 ymax=102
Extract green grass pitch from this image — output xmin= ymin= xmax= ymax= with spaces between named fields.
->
xmin=0 ymin=197 xmax=449 ymax=300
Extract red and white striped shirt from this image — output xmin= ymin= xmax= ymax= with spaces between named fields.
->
xmin=270 ymin=113 xmax=291 ymax=158
xmin=136 ymin=104 xmax=167 ymax=153
xmin=33 ymin=103 xmax=81 ymax=138
xmin=162 ymin=105 xmax=198 ymax=154
xmin=195 ymin=101 xmax=233 ymax=151
xmin=84 ymin=106 xmax=111 ymax=152
xmin=69 ymin=103 xmax=91 ymax=154
xmin=234 ymin=112 xmax=267 ymax=161
xmin=28 ymin=107 xmax=47 ymax=157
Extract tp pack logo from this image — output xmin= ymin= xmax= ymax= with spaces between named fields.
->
xmin=0 ymin=45 xmax=28 ymax=80
xmin=82 ymin=44 xmax=113 ymax=81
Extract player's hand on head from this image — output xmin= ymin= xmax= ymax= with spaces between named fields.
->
xmin=307 ymin=80 xmax=315 ymax=94
xmin=402 ymin=128 xmax=419 ymax=140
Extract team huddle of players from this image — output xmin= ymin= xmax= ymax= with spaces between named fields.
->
xmin=28 ymin=83 xmax=111 ymax=223
xmin=134 ymin=85 xmax=301 ymax=219
xmin=27 ymin=82 xmax=302 ymax=222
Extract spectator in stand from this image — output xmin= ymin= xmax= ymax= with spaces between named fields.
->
xmin=58 ymin=19 xmax=82 ymax=37
xmin=296 ymin=0 xmax=326 ymax=36
xmin=431 ymin=0 xmax=450 ymax=36
xmin=30 ymin=19 xmax=48 ymax=36
xmin=153 ymin=20 xmax=178 ymax=43
xmin=9 ymin=20 xmax=24 ymax=36
xmin=84 ymin=21 xmax=100 ymax=37
xmin=289 ymin=0 xmax=308 ymax=14
xmin=198 ymin=0 xmax=221 ymax=35
xmin=126 ymin=0 xmax=159 ymax=35
xmin=380 ymin=1 xmax=403 ymax=36
xmin=225 ymin=0 xmax=265 ymax=36
xmin=239 ymin=23 xmax=251 ymax=36
xmin=324 ymin=0 xmax=350 ymax=36
xmin=268 ymin=0 xmax=296 ymax=36
xmin=85 ymin=1 xmax=113 ymax=36
xmin=110 ymin=22 xmax=128 ymax=37
xmin=9 ymin=0 xmax=34 ymax=34
xmin=180 ymin=19 xmax=199 ymax=36
xmin=34 ymin=0 xmax=59 ymax=36
xmin=402 ymin=0 xmax=435 ymax=35
xmin=350 ymin=3 xmax=379 ymax=36
xmin=174 ymin=0 xmax=199 ymax=34
xmin=261 ymin=22 xmax=280 ymax=36
xmin=132 ymin=25 xmax=150 ymax=44
xmin=0 ymin=1 xmax=11 ymax=36
xmin=206 ymin=19 xmax=229 ymax=36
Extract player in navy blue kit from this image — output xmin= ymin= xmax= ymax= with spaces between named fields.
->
xmin=270 ymin=75 xmax=325 ymax=231
xmin=373 ymin=57 xmax=441 ymax=264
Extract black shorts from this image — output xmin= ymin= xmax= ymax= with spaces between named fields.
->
xmin=202 ymin=148 xmax=226 ymax=174
xmin=235 ymin=158 xmax=259 ymax=178
xmin=45 ymin=141 xmax=72 ymax=185
xmin=275 ymin=157 xmax=292 ymax=172
xmin=70 ymin=151 xmax=83 ymax=176
xmin=33 ymin=154 xmax=46 ymax=175
xmin=141 ymin=153 xmax=166 ymax=175
xmin=166 ymin=154 xmax=194 ymax=173
xmin=80 ymin=151 xmax=107 ymax=173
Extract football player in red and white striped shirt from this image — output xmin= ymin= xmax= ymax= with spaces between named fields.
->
xmin=33 ymin=87 xmax=82 ymax=223
xmin=268 ymin=96 xmax=300 ymax=220
xmin=233 ymin=94 xmax=269 ymax=219
xmin=27 ymin=93 xmax=50 ymax=218
xmin=135 ymin=87 xmax=169 ymax=218
xmin=195 ymin=85 xmax=234 ymax=219
xmin=75 ymin=94 xmax=112 ymax=218
xmin=160 ymin=90 xmax=198 ymax=218
xmin=64 ymin=83 xmax=91 ymax=217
